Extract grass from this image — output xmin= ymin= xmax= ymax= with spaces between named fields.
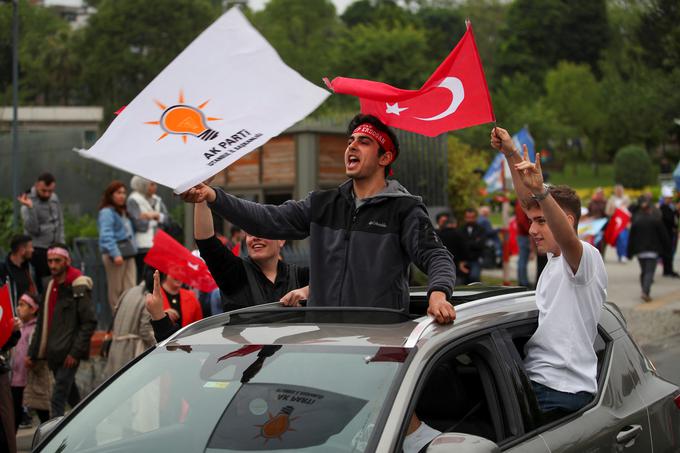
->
xmin=547 ymin=162 xmax=614 ymax=189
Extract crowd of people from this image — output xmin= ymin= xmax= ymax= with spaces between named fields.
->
xmin=0 ymin=114 xmax=678 ymax=453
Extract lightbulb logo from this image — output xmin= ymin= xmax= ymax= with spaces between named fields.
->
xmin=145 ymin=90 xmax=222 ymax=143
xmin=253 ymin=405 xmax=299 ymax=444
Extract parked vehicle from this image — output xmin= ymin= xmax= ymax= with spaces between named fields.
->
xmin=33 ymin=286 xmax=680 ymax=452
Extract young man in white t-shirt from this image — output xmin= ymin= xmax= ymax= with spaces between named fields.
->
xmin=491 ymin=127 xmax=607 ymax=416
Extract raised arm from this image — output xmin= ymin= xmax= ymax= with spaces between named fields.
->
xmin=513 ymin=147 xmax=583 ymax=274
xmin=182 ymin=183 xmax=311 ymax=240
xmin=490 ymin=127 xmax=533 ymax=207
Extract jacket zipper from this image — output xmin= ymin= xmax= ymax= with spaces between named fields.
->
xmin=338 ymin=203 xmax=359 ymax=306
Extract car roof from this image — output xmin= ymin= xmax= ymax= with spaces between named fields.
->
xmin=163 ymin=286 xmax=545 ymax=349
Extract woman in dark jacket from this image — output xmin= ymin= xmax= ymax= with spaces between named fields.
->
xmin=627 ymin=196 xmax=671 ymax=302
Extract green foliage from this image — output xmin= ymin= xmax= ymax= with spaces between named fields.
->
xmin=253 ymin=0 xmax=339 ymax=88
xmin=496 ymin=0 xmax=609 ymax=81
xmin=447 ymin=136 xmax=487 ymax=219
xmin=0 ymin=0 xmax=71 ymax=104
xmin=637 ymin=0 xmax=680 ymax=72
xmin=613 ymin=145 xmax=654 ymax=189
xmin=64 ymin=212 xmax=98 ymax=246
xmin=331 ymin=22 xmax=430 ymax=89
xmin=0 ymin=198 xmax=21 ymax=254
xmin=77 ymin=0 xmax=218 ymax=119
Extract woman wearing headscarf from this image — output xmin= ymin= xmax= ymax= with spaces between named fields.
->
xmin=127 ymin=176 xmax=168 ymax=282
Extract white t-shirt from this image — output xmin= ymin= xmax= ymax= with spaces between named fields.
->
xmin=403 ymin=421 xmax=441 ymax=453
xmin=524 ymin=241 xmax=607 ymax=395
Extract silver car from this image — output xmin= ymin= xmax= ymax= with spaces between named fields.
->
xmin=33 ymin=286 xmax=680 ymax=452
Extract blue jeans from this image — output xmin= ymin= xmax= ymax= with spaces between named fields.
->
xmin=517 ymin=235 xmax=530 ymax=287
xmin=51 ymin=365 xmax=80 ymax=417
xmin=531 ymin=381 xmax=593 ymax=414
xmin=616 ymin=228 xmax=629 ymax=260
xmin=467 ymin=260 xmax=481 ymax=283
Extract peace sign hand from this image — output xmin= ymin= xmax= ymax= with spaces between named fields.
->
xmin=145 ymin=270 xmax=165 ymax=321
xmin=513 ymin=144 xmax=544 ymax=195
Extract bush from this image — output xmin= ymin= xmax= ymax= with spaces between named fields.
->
xmin=0 ymin=198 xmax=22 ymax=254
xmin=447 ymin=136 xmax=488 ymax=220
xmin=64 ymin=212 xmax=99 ymax=246
xmin=614 ymin=145 xmax=654 ymax=189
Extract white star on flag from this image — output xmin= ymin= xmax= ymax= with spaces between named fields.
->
xmin=385 ymin=102 xmax=408 ymax=115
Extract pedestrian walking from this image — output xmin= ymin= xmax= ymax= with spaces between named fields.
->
xmin=17 ymin=172 xmax=64 ymax=293
xmin=627 ymin=196 xmax=672 ymax=302
xmin=127 ymin=176 xmax=169 ymax=283
xmin=458 ymin=208 xmax=485 ymax=284
xmin=98 ymin=181 xmax=137 ymax=311
xmin=659 ymin=187 xmax=679 ymax=278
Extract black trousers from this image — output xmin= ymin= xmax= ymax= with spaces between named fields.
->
xmin=30 ymin=247 xmax=50 ymax=294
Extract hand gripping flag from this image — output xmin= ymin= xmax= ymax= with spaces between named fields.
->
xmin=144 ymin=230 xmax=218 ymax=293
xmin=78 ymin=8 xmax=329 ymax=193
xmin=0 ymin=284 xmax=13 ymax=348
xmin=325 ymin=21 xmax=494 ymax=137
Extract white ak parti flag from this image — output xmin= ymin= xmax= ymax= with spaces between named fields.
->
xmin=79 ymin=8 xmax=329 ymax=193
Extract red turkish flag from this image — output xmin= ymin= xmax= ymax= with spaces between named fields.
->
xmin=604 ymin=208 xmax=631 ymax=246
xmin=324 ymin=22 xmax=494 ymax=137
xmin=144 ymin=230 xmax=218 ymax=293
xmin=0 ymin=284 xmax=14 ymax=348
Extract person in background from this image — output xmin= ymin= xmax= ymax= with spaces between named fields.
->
xmin=0 ymin=317 xmax=21 ymax=453
xmin=27 ymin=243 xmax=96 ymax=417
xmin=159 ymin=271 xmax=203 ymax=329
xmin=103 ymin=268 xmax=157 ymax=378
xmin=437 ymin=216 xmax=469 ymax=284
xmin=17 ymin=172 xmax=64 ymax=294
xmin=606 ymin=184 xmax=631 ymax=262
xmin=127 ymin=176 xmax=168 ymax=283
xmin=10 ymin=292 xmax=39 ymax=431
xmin=627 ymin=195 xmax=671 ymax=302
xmin=0 ymin=234 xmax=36 ymax=309
xmin=224 ymin=225 xmax=244 ymax=257
xmin=515 ymin=200 xmax=532 ymax=288
xmin=659 ymin=187 xmax=679 ymax=278
xmin=458 ymin=208 xmax=485 ymax=284
xmin=435 ymin=212 xmax=450 ymax=231
xmin=98 ymin=181 xmax=137 ymax=311
xmin=478 ymin=206 xmax=501 ymax=268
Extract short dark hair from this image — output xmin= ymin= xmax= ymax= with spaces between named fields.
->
xmin=464 ymin=208 xmax=477 ymax=216
xmin=37 ymin=172 xmax=56 ymax=185
xmin=526 ymin=185 xmax=581 ymax=228
xmin=436 ymin=212 xmax=450 ymax=223
xmin=347 ymin=114 xmax=400 ymax=178
xmin=10 ymin=234 xmax=32 ymax=253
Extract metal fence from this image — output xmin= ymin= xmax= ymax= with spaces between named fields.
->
xmin=71 ymin=237 xmax=112 ymax=329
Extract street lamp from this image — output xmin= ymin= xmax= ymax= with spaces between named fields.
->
xmin=5 ymin=0 xmax=20 ymax=228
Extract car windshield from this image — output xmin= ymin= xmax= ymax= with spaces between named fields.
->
xmin=40 ymin=342 xmax=409 ymax=453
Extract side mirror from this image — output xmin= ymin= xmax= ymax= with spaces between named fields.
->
xmin=426 ymin=432 xmax=500 ymax=453
xmin=31 ymin=416 xmax=64 ymax=450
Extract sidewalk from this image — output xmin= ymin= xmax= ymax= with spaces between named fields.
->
xmin=485 ymin=248 xmax=680 ymax=346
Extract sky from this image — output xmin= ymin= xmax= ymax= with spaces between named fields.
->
xmin=247 ymin=0 xmax=355 ymax=13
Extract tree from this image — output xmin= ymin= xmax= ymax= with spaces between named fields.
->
xmin=637 ymin=0 xmax=680 ymax=72
xmin=341 ymin=0 xmax=414 ymax=28
xmin=544 ymin=62 xmax=605 ymax=167
xmin=447 ymin=136 xmax=487 ymax=219
xmin=0 ymin=0 xmax=72 ymax=104
xmin=77 ymin=0 xmax=218 ymax=119
xmin=330 ymin=22 xmax=430 ymax=90
xmin=253 ymin=0 xmax=339 ymax=88
xmin=614 ymin=145 xmax=654 ymax=189
xmin=496 ymin=0 xmax=609 ymax=81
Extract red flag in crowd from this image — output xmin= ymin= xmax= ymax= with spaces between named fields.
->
xmin=144 ymin=230 xmax=218 ymax=293
xmin=324 ymin=22 xmax=495 ymax=137
xmin=0 ymin=284 xmax=13 ymax=348
xmin=604 ymin=208 xmax=631 ymax=246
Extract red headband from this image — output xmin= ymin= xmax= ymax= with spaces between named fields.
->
xmin=352 ymin=124 xmax=396 ymax=158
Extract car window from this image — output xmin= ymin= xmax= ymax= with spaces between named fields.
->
xmin=403 ymin=336 xmax=514 ymax=452
xmin=40 ymin=344 xmax=410 ymax=453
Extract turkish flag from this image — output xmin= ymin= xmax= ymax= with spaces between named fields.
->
xmin=604 ymin=208 xmax=631 ymax=246
xmin=0 ymin=284 xmax=14 ymax=348
xmin=325 ymin=22 xmax=494 ymax=137
xmin=144 ymin=230 xmax=218 ymax=293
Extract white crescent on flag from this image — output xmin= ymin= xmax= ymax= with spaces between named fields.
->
xmin=78 ymin=8 xmax=329 ymax=193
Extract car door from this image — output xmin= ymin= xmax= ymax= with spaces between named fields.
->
xmin=528 ymin=329 xmax=654 ymax=453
